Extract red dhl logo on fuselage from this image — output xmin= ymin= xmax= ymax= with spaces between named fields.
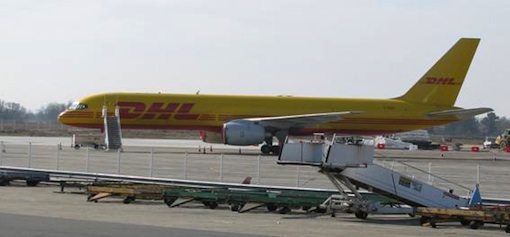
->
xmin=118 ymin=102 xmax=199 ymax=120
xmin=421 ymin=77 xmax=459 ymax=85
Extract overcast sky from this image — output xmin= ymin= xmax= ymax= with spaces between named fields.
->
xmin=0 ymin=0 xmax=508 ymax=117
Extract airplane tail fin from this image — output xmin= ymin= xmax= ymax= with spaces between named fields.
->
xmin=396 ymin=38 xmax=480 ymax=106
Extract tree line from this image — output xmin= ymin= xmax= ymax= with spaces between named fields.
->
xmin=429 ymin=112 xmax=510 ymax=139
xmin=0 ymin=100 xmax=70 ymax=124
xmin=0 ymin=99 xmax=508 ymax=138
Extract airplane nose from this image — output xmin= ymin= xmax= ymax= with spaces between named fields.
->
xmin=57 ymin=111 xmax=67 ymax=124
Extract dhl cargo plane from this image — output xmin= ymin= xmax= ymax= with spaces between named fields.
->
xmin=58 ymin=38 xmax=492 ymax=154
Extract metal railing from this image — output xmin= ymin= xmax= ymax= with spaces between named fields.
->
xmin=0 ymin=141 xmax=329 ymax=189
xmin=1 ymin=140 xmax=509 ymax=199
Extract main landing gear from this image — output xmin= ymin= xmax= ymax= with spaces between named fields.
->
xmin=261 ymin=136 xmax=281 ymax=155
xmin=261 ymin=144 xmax=280 ymax=155
xmin=261 ymin=131 xmax=287 ymax=155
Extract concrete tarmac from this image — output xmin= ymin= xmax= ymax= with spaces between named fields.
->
xmin=0 ymin=184 xmax=505 ymax=237
xmin=1 ymin=136 xmax=510 ymax=236
xmin=0 ymin=212 xmax=265 ymax=237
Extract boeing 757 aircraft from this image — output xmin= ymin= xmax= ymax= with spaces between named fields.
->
xmin=58 ymin=38 xmax=492 ymax=154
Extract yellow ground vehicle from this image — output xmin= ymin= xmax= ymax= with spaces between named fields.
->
xmin=495 ymin=129 xmax=510 ymax=150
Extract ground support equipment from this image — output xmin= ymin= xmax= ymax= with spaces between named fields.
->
xmin=87 ymin=183 xmax=172 ymax=203
xmin=162 ymin=187 xmax=339 ymax=214
xmin=0 ymin=169 xmax=50 ymax=186
xmin=416 ymin=206 xmax=510 ymax=233
xmin=278 ymin=135 xmax=473 ymax=219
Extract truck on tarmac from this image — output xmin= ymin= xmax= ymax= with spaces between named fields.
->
xmin=397 ymin=130 xmax=441 ymax=150
xmin=72 ymin=134 xmax=105 ymax=149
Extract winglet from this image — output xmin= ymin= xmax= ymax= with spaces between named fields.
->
xmin=396 ymin=38 xmax=480 ymax=106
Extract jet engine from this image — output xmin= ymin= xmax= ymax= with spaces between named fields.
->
xmin=223 ymin=120 xmax=266 ymax=145
xmin=199 ymin=131 xmax=224 ymax=144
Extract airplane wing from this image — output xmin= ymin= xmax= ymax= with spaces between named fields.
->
xmin=243 ymin=111 xmax=361 ymax=129
xmin=427 ymin=107 xmax=493 ymax=120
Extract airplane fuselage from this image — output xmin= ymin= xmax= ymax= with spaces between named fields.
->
xmin=58 ymin=92 xmax=458 ymax=135
xmin=58 ymin=38 xmax=492 ymax=154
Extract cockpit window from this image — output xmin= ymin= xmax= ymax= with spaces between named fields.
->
xmin=69 ymin=102 xmax=88 ymax=110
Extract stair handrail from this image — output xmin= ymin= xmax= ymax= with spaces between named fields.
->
xmin=114 ymin=105 xmax=122 ymax=148
xmin=376 ymin=159 xmax=472 ymax=196
xmin=394 ymin=160 xmax=472 ymax=194
xmin=102 ymin=105 xmax=110 ymax=150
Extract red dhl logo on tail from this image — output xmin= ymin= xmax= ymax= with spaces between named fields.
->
xmin=421 ymin=77 xmax=459 ymax=85
xmin=117 ymin=102 xmax=199 ymax=120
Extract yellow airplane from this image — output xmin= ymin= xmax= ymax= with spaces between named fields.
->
xmin=58 ymin=38 xmax=492 ymax=154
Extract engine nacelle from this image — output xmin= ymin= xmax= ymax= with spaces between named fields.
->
xmin=199 ymin=131 xmax=224 ymax=144
xmin=223 ymin=120 xmax=266 ymax=145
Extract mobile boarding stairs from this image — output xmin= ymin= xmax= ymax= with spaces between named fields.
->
xmin=102 ymin=105 xmax=122 ymax=150
xmin=70 ymin=106 xmax=122 ymax=151
xmin=278 ymin=136 xmax=479 ymax=218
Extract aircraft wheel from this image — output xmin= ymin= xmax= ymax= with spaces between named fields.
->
xmin=261 ymin=145 xmax=271 ymax=154
xmin=505 ymin=225 xmax=510 ymax=233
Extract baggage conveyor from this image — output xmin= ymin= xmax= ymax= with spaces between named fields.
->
xmin=278 ymin=136 xmax=475 ymax=218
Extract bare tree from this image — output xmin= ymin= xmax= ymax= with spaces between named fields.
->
xmin=36 ymin=102 xmax=71 ymax=123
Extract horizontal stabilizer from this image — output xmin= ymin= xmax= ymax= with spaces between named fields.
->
xmin=245 ymin=111 xmax=361 ymax=129
xmin=427 ymin=107 xmax=493 ymax=120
